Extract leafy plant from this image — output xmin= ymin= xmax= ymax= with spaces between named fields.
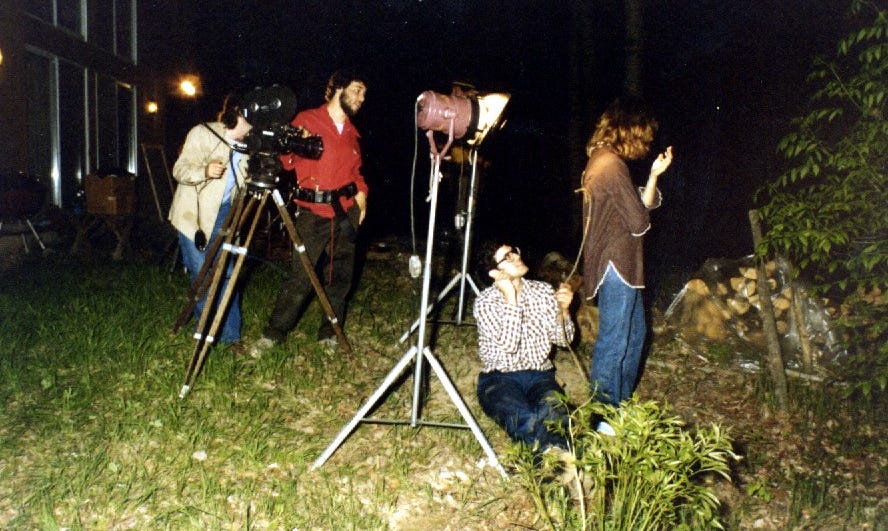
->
xmin=506 ymin=397 xmax=739 ymax=530
xmin=744 ymin=478 xmax=773 ymax=503
xmin=755 ymin=0 xmax=887 ymax=395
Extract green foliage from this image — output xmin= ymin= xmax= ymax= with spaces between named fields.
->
xmin=755 ymin=0 xmax=888 ymax=395
xmin=506 ymin=398 xmax=739 ymax=530
xmin=744 ymin=478 xmax=773 ymax=503
xmin=0 ymin=258 xmax=428 ymax=529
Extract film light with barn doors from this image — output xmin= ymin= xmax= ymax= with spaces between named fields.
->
xmin=313 ymin=86 xmax=510 ymax=476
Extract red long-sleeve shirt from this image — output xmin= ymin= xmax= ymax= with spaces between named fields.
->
xmin=281 ymin=104 xmax=368 ymax=218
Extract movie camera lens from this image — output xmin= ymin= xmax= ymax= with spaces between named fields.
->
xmin=276 ymin=125 xmax=324 ymax=160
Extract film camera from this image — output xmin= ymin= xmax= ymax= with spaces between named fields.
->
xmin=236 ymin=85 xmax=323 ymax=190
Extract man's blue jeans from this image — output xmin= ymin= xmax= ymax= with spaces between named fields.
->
xmin=177 ymin=201 xmax=241 ymax=344
xmin=477 ymin=369 xmax=568 ymax=450
xmin=591 ymin=265 xmax=645 ymax=406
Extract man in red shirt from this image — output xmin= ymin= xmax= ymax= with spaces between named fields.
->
xmin=251 ymin=70 xmax=368 ymax=354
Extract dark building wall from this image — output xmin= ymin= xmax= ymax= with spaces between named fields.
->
xmin=0 ymin=0 xmax=168 ymax=202
xmin=0 ymin=1 xmax=29 ymax=174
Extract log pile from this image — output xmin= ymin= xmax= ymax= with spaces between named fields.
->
xmin=664 ymin=257 xmax=841 ymax=367
xmin=535 ymin=252 xmax=843 ymax=369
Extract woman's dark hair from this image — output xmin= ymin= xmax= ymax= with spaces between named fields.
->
xmin=218 ymin=92 xmax=243 ymax=129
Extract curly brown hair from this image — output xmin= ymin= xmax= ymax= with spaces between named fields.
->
xmin=585 ymin=99 xmax=658 ymax=160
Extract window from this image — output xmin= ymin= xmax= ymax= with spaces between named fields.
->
xmin=59 ymin=61 xmax=87 ymax=207
xmin=58 ymin=0 xmax=84 ymax=36
xmin=26 ymin=51 xmax=58 ymax=202
xmin=91 ymin=0 xmax=114 ymax=52
xmin=27 ymin=0 xmax=84 ymax=38
xmin=117 ymin=84 xmax=136 ymax=173
xmin=115 ymin=0 xmax=134 ymax=60
xmin=25 ymin=0 xmax=53 ymax=22
xmin=96 ymin=75 xmax=119 ymax=171
xmin=96 ymin=75 xmax=136 ymax=175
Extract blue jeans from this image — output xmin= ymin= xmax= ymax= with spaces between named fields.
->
xmin=477 ymin=369 xmax=568 ymax=450
xmin=177 ymin=201 xmax=241 ymax=344
xmin=591 ymin=265 xmax=645 ymax=406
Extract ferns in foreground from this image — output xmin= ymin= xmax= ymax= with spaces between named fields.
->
xmin=507 ymin=398 xmax=738 ymax=530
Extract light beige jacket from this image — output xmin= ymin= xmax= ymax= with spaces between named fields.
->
xmin=168 ymin=122 xmax=249 ymax=240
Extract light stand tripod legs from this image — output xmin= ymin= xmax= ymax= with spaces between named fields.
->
xmin=311 ymin=344 xmax=507 ymax=477
xmin=314 ymin=141 xmax=505 ymax=477
xmin=311 ymin=345 xmax=419 ymax=470
xmin=419 ymin=345 xmax=505 ymax=476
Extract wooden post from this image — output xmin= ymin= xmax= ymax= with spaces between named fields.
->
xmin=789 ymin=284 xmax=815 ymax=372
xmin=749 ymin=210 xmax=789 ymax=410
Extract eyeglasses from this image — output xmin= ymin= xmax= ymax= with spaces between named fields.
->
xmin=496 ymin=247 xmax=521 ymax=266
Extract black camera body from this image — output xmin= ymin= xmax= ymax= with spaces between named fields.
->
xmin=240 ymin=124 xmax=323 ymax=190
xmin=244 ymin=123 xmax=323 ymax=159
xmin=235 ymin=85 xmax=324 ymax=190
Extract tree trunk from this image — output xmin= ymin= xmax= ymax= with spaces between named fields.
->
xmin=749 ymin=209 xmax=789 ymax=410
xmin=624 ymin=0 xmax=644 ymax=97
xmin=568 ymin=2 xmax=597 ymax=246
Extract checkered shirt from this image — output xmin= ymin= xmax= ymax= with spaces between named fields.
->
xmin=474 ymin=278 xmax=575 ymax=373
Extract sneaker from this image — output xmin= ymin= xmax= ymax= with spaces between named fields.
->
xmin=248 ymin=336 xmax=275 ymax=358
xmin=317 ymin=322 xmax=338 ymax=351
xmin=596 ymin=420 xmax=616 ymax=436
xmin=318 ymin=336 xmax=338 ymax=351
xmin=542 ymin=445 xmax=575 ymax=464
xmin=541 ymin=446 xmax=579 ymax=485
xmin=317 ymin=322 xmax=336 ymax=342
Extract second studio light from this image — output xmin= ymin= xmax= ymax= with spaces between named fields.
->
xmin=416 ymin=90 xmax=510 ymax=146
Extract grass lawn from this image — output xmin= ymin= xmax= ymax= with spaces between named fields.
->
xmin=0 ymin=249 xmax=536 ymax=529
xmin=1 ymin=246 xmax=885 ymax=529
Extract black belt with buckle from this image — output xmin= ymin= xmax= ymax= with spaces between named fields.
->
xmin=295 ymin=182 xmax=358 ymax=204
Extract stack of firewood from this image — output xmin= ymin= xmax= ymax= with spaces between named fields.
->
xmin=664 ymin=257 xmax=840 ymax=366
xmin=534 ymin=252 xmax=841 ymax=367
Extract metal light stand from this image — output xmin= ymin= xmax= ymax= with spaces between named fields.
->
xmin=398 ymin=147 xmax=482 ymax=343
xmin=312 ymin=128 xmax=506 ymax=477
xmin=175 ymin=180 xmax=352 ymax=398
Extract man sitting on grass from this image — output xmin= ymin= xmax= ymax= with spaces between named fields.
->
xmin=473 ymin=242 xmax=576 ymax=452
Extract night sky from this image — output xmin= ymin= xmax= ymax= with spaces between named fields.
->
xmin=150 ymin=0 xmax=859 ymax=297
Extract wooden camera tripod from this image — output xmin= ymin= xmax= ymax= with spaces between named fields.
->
xmin=173 ymin=182 xmax=352 ymax=398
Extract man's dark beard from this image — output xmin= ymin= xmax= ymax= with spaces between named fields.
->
xmin=340 ymin=93 xmax=360 ymax=117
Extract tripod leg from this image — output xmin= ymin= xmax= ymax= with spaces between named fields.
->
xmin=454 ymin=147 xmax=481 ymax=324
xmin=168 ymin=245 xmax=181 ymax=273
xmin=25 ymin=219 xmax=47 ymax=251
xmin=421 ymin=347 xmax=507 ymax=477
xmin=172 ymin=194 xmax=245 ymax=334
xmin=398 ymin=273 xmax=463 ymax=343
xmin=311 ymin=346 xmax=420 ymax=469
xmin=180 ymin=194 xmax=262 ymax=396
xmin=270 ymin=189 xmax=352 ymax=355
